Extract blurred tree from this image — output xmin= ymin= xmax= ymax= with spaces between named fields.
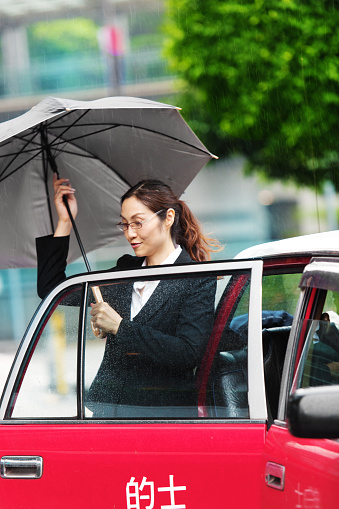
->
xmin=164 ymin=0 xmax=339 ymax=189
xmin=27 ymin=18 xmax=100 ymax=58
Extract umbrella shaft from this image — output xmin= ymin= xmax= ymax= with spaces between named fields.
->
xmin=40 ymin=126 xmax=92 ymax=273
xmin=62 ymin=195 xmax=92 ymax=272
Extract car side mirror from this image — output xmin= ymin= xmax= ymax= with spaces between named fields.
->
xmin=287 ymin=385 xmax=339 ymax=439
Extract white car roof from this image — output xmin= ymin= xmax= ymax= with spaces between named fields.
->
xmin=235 ymin=230 xmax=339 ymax=259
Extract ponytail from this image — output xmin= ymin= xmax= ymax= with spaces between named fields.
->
xmin=176 ymin=200 xmax=221 ymax=262
xmin=121 ymin=180 xmax=222 ymax=262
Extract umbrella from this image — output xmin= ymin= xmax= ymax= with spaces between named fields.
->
xmin=0 ymin=96 xmax=216 ymax=270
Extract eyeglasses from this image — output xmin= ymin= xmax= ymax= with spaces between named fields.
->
xmin=117 ymin=210 xmax=164 ymax=232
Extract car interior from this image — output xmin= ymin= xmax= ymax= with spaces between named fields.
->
xmin=204 ymin=271 xmax=301 ymax=423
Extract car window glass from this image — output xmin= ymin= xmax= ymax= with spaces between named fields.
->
xmin=262 ymin=273 xmax=301 ymax=319
xmin=84 ymin=270 xmax=251 ymax=420
xmin=261 ymin=274 xmax=302 ymax=417
xmin=9 ymin=287 xmax=81 ymax=419
xmin=294 ymin=290 xmax=339 ymax=389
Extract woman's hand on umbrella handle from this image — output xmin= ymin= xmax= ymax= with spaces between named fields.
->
xmin=53 ymin=173 xmax=78 ymax=236
xmin=91 ymin=286 xmax=106 ymax=339
xmin=90 ymin=302 xmax=123 ymax=336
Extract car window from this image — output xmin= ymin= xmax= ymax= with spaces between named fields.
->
xmin=231 ymin=272 xmax=300 ymax=331
xmin=9 ymin=286 xmax=82 ymax=418
xmin=294 ymin=290 xmax=339 ymax=390
xmin=262 ymin=273 xmax=301 ymax=318
xmin=84 ymin=270 xmax=251 ymax=420
xmin=224 ymin=272 xmax=301 ymax=421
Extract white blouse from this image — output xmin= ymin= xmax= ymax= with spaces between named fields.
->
xmin=130 ymin=245 xmax=182 ymax=320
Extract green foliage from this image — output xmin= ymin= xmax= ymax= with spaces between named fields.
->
xmin=27 ymin=18 xmax=100 ymax=58
xmin=164 ymin=0 xmax=339 ymax=189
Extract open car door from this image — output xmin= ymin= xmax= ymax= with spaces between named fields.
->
xmin=0 ymin=259 xmax=266 ymax=509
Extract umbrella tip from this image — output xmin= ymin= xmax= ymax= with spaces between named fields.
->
xmin=175 ymin=107 xmax=182 ymax=111
xmin=212 ymin=154 xmax=219 ymax=159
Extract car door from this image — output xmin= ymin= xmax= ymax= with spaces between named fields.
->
xmin=0 ymin=259 xmax=267 ymax=509
xmin=261 ymin=257 xmax=339 ymax=508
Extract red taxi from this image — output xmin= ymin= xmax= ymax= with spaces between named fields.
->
xmin=0 ymin=230 xmax=338 ymax=508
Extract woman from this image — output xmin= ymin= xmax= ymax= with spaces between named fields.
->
xmin=36 ymin=176 xmax=219 ymax=417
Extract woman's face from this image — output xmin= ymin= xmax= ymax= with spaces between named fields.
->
xmin=120 ymin=196 xmax=174 ymax=263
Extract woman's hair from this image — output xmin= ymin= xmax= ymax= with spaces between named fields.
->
xmin=121 ymin=179 xmax=221 ymax=262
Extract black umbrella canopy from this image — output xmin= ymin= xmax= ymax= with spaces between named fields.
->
xmin=0 ymin=96 xmax=216 ymax=269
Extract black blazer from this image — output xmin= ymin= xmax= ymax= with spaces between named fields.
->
xmin=36 ymin=235 xmax=216 ymax=417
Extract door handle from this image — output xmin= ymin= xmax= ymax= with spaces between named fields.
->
xmin=265 ymin=462 xmax=285 ymax=490
xmin=0 ymin=456 xmax=43 ymax=479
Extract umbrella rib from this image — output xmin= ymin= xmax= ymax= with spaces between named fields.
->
xmin=46 ymin=122 xmax=210 ymax=189
xmin=44 ymin=108 xmax=86 ymax=129
xmin=0 ymin=130 xmax=43 ymax=150
xmin=14 ymin=135 xmax=42 ymax=148
xmin=49 ymin=124 xmax=119 ymax=149
xmin=48 ymin=123 xmax=211 ymax=157
xmin=0 ymin=148 xmax=44 ymax=182
xmin=0 ymin=134 xmax=42 ymax=157
xmin=0 ymin=130 xmax=41 ymax=180
xmin=0 ymin=111 xmax=213 ymax=183
xmin=0 ymin=147 xmax=41 ymax=157
xmin=0 ymin=113 xmax=91 ymax=177
xmin=45 ymin=131 xmax=131 ymax=188
xmin=53 ymin=149 xmax=98 ymax=158
xmin=46 ymin=109 xmax=91 ymax=148
xmin=44 ymin=109 xmax=96 ymax=160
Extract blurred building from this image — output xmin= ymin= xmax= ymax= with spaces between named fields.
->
xmin=0 ymin=0 xmax=173 ymax=121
